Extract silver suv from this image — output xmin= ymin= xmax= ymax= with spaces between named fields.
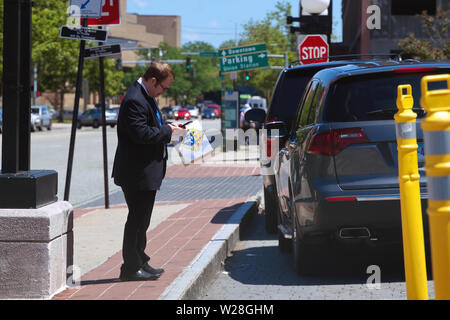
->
xmin=31 ymin=105 xmax=52 ymax=131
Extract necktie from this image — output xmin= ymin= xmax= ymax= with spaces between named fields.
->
xmin=155 ymin=108 xmax=162 ymax=126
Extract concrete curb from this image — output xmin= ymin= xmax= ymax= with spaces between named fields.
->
xmin=159 ymin=193 xmax=261 ymax=300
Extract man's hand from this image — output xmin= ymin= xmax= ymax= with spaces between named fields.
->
xmin=169 ymin=123 xmax=185 ymax=133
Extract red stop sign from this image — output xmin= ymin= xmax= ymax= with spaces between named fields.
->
xmin=84 ymin=0 xmax=121 ymax=26
xmin=298 ymin=35 xmax=329 ymax=65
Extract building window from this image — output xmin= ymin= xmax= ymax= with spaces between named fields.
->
xmin=391 ymin=0 xmax=436 ymax=15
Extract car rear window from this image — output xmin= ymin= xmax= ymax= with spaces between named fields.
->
xmin=324 ymin=71 xmax=449 ymax=122
xmin=267 ymin=72 xmax=314 ymax=123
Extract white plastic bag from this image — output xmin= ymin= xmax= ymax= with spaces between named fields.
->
xmin=174 ymin=120 xmax=214 ymax=165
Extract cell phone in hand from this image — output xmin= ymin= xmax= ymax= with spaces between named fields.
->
xmin=180 ymin=120 xmax=193 ymax=128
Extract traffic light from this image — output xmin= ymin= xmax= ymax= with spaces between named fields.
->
xmin=245 ymin=72 xmax=250 ymax=81
xmin=185 ymin=57 xmax=191 ymax=72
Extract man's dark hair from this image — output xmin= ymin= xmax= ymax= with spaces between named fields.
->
xmin=143 ymin=61 xmax=175 ymax=84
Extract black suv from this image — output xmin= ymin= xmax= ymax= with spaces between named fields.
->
xmin=270 ymin=61 xmax=450 ymax=275
xmin=262 ymin=60 xmax=380 ymax=234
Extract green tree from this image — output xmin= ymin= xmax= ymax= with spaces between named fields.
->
xmin=121 ymin=41 xmax=222 ymax=106
xmin=181 ymin=41 xmax=221 ymax=104
xmin=398 ymin=6 xmax=450 ymax=60
xmin=83 ymin=51 xmax=125 ymax=100
xmin=225 ymin=1 xmax=296 ymax=102
xmin=32 ymin=0 xmax=79 ymax=121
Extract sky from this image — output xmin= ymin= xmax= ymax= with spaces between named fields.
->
xmin=127 ymin=0 xmax=342 ymax=49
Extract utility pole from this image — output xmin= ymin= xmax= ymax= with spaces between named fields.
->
xmin=33 ymin=65 xmax=37 ymax=106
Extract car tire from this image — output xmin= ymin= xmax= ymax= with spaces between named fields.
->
xmin=47 ymin=123 xmax=52 ymax=130
xmin=77 ymin=122 xmax=82 ymax=129
xmin=93 ymin=120 xmax=99 ymax=128
xmin=110 ymin=124 xmax=115 ymax=128
xmin=264 ymin=187 xmax=278 ymax=234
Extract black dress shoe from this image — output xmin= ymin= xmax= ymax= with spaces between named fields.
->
xmin=142 ymin=263 xmax=165 ymax=276
xmin=119 ymin=267 xmax=160 ymax=281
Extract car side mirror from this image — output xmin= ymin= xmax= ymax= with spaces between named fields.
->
xmin=263 ymin=121 xmax=289 ymax=149
xmin=263 ymin=121 xmax=288 ymax=138
xmin=244 ymin=108 xmax=266 ymax=123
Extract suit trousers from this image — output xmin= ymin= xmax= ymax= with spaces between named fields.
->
xmin=121 ymin=187 xmax=157 ymax=273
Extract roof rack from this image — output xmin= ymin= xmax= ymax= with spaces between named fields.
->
xmin=288 ymin=53 xmax=403 ymax=68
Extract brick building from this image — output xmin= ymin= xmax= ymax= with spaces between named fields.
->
xmin=341 ymin=0 xmax=449 ymax=56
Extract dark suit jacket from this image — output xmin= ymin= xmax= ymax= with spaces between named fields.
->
xmin=112 ymin=80 xmax=172 ymax=191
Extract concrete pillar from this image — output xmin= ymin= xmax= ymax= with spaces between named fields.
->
xmin=0 ymin=201 xmax=73 ymax=299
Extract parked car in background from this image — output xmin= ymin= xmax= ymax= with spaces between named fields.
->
xmin=202 ymin=108 xmax=216 ymax=119
xmin=175 ymin=107 xmax=191 ymax=120
xmin=262 ymin=59 xmax=377 ymax=235
xmin=52 ymin=109 xmax=82 ymax=121
xmin=207 ymin=104 xmax=221 ymax=118
xmin=187 ymin=105 xmax=199 ymax=118
xmin=30 ymin=111 xmax=41 ymax=132
xmin=171 ymin=106 xmax=182 ymax=119
xmin=77 ymin=108 xmax=117 ymax=129
xmin=31 ymin=105 xmax=52 ymax=131
xmin=109 ymin=107 xmax=120 ymax=116
xmin=95 ymin=102 xmax=110 ymax=109
xmin=161 ymin=106 xmax=173 ymax=120
xmin=272 ymin=61 xmax=450 ymax=275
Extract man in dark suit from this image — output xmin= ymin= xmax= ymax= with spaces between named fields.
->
xmin=112 ymin=61 xmax=184 ymax=281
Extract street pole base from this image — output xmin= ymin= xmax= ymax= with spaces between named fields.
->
xmin=0 ymin=170 xmax=58 ymax=209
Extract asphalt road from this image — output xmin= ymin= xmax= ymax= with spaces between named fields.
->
xmin=201 ymin=210 xmax=436 ymax=300
xmin=0 ymin=118 xmax=220 ymax=207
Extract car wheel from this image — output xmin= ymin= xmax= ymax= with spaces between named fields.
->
xmin=93 ymin=120 xmax=99 ymax=128
xmin=77 ymin=122 xmax=82 ymax=129
xmin=110 ymin=124 xmax=115 ymax=128
xmin=264 ymin=187 xmax=278 ymax=234
xmin=31 ymin=124 xmax=35 ymax=132
xmin=47 ymin=123 xmax=52 ymax=130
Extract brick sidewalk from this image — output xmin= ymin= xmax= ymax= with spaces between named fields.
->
xmin=54 ymin=197 xmax=247 ymax=300
xmin=53 ymin=153 xmax=260 ymax=300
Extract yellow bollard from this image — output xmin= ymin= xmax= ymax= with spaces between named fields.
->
xmin=394 ymin=84 xmax=429 ymax=300
xmin=421 ymin=74 xmax=450 ymax=300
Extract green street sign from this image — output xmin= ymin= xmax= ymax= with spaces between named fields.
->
xmin=219 ymin=44 xmax=267 ymax=58
xmin=199 ymin=51 xmax=218 ymax=57
xmin=220 ymin=51 xmax=269 ymax=73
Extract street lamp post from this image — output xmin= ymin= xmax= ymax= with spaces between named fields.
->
xmin=287 ymin=0 xmax=333 ymax=54
xmin=0 ymin=0 xmax=57 ymax=209
xmin=0 ymin=0 xmax=72 ymax=300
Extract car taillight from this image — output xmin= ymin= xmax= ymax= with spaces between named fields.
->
xmin=266 ymin=138 xmax=273 ymax=157
xmin=392 ymin=67 xmax=439 ymax=73
xmin=326 ymin=196 xmax=357 ymax=202
xmin=308 ymin=127 xmax=369 ymax=156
